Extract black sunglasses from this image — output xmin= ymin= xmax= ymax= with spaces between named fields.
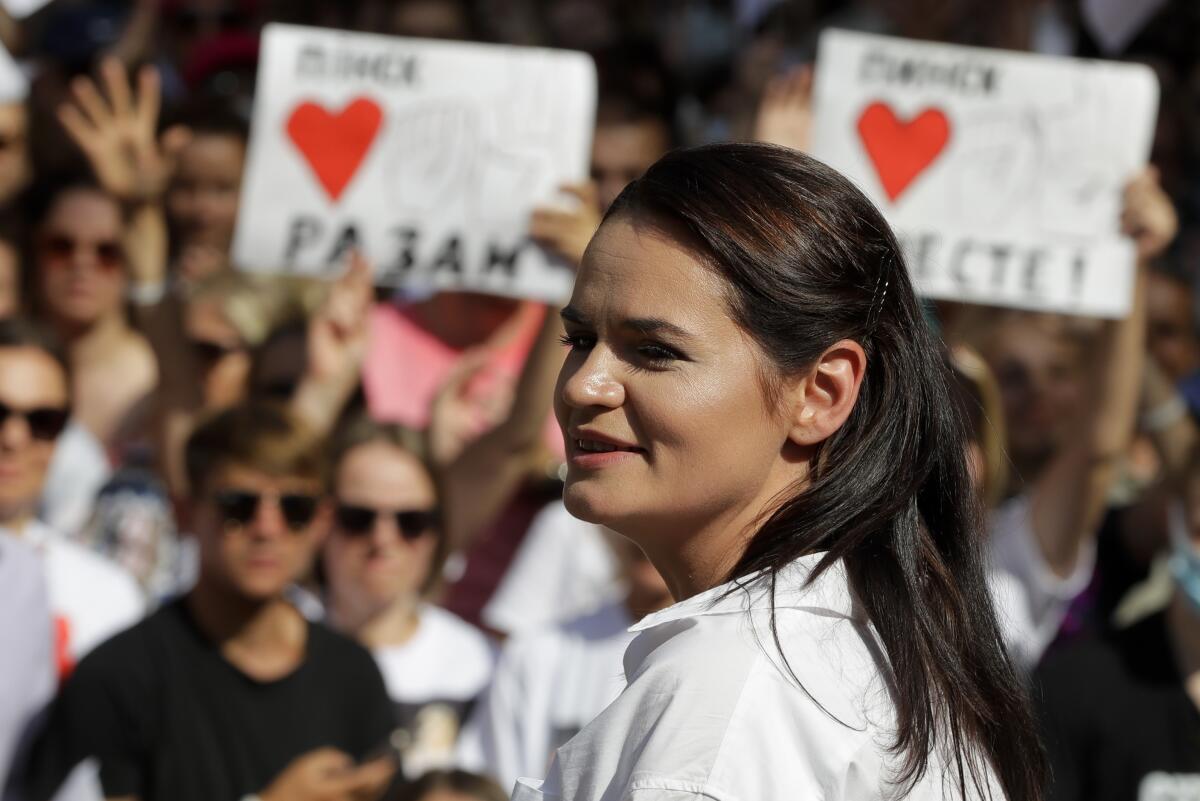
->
xmin=335 ymin=504 xmax=438 ymax=541
xmin=0 ymin=402 xmax=69 ymax=441
xmin=212 ymin=489 xmax=322 ymax=532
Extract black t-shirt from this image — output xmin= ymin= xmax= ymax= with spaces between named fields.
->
xmin=1032 ymin=610 xmax=1200 ymax=801
xmin=25 ymin=598 xmax=395 ymax=801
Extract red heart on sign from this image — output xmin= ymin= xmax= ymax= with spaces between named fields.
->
xmin=856 ymin=102 xmax=950 ymax=202
xmin=286 ymin=97 xmax=384 ymax=202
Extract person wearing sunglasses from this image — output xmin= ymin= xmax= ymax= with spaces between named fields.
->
xmin=0 ymin=317 xmax=143 ymax=681
xmin=21 ymin=402 xmax=397 ymax=801
xmin=322 ymin=416 xmax=495 ymax=780
xmin=30 ymin=177 xmax=157 ymax=448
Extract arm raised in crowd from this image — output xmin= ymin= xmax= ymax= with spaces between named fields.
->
xmin=436 ymin=182 xmax=600 ymax=551
xmin=1030 ymin=168 xmax=1178 ymax=578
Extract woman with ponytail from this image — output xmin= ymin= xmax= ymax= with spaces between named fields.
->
xmin=513 ymin=142 xmax=1045 ymax=801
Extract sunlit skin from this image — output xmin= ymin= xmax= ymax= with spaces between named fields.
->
xmin=167 ymin=132 xmax=246 ymax=252
xmin=37 ymin=188 xmax=127 ymax=330
xmin=0 ymin=347 xmax=68 ymax=528
xmin=324 ymin=442 xmax=439 ymax=645
xmin=190 ymin=463 xmax=329 ymax=603
xmin=555 ymin=217 xmax=864 ymax=600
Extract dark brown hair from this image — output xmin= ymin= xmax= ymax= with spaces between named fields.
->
xmin=184 ymin=401 xmax=325 ymax=495
xmin=608 ymin=142 xmax=1044 ymax=800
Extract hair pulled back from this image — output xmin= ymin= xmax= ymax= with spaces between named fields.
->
xmin=607 ymin=142 xmax=1044 ymax=801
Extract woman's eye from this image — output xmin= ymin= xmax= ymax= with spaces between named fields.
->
xmin=559 ymin=333 xmax=595 ymax=351
xmin=638 ymin=343 xmax=681 ymax=364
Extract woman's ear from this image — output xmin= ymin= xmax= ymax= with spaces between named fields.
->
xmin=785 ymin=339 xmax=867 ymax=446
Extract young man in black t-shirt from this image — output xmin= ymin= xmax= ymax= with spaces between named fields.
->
xmin=1033 ymin=491 xmax=1200 ymax=801
xmin=23 ymin=403 xmax=398 ymax=801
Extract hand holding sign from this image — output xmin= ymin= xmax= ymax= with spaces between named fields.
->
xmin=529 ymin=181 xmax=601 ymax=268
xmin=1120 ymin=167 xmax=1176 ymax=262
xmin=58 ymin=58 xmax=191 ymax=205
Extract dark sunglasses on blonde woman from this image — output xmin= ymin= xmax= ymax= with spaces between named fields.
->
xmin=39 ymin=235 xmax=124 ymax=270
xmin=212 ymin=489 xmax=322 ymax=532
xmin=334 ymin=504 xmax=438 ymax=541
xmin=0 ymin=402 xmax=69 ymax=441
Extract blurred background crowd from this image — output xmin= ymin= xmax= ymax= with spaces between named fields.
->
xmin=0 ymin=1 xmax=1198 ymax=801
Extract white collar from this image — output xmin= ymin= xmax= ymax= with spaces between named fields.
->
xmin=629 ymin=552 xmax=860 ymax=633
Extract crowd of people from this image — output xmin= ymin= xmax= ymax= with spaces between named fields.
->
xmin=0 ymin=1 xmax=1198 ymax=800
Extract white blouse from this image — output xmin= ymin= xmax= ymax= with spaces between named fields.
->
xmin=512 ymin=553 xmax=1002 ymax=801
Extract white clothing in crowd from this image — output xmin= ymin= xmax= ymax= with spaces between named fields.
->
xmin=11 ymin=521 xmax=144 ymax=673
xmin=483 ymin=502 xmax=622 ymax=637
xmin=513 ymin=553 xmax=1002 ymax=801
xmin=370 ymin=604 xmax=495 ymax=778
xmin=0 ymin=536 xmax=54 ymax=799
xmin=458 ymin=600 xmax=634 ymax=791
xmin=39 ymin=422 xmax=111 ymax=538
xmin=987 ymin=492 xmax=1096 ymax=671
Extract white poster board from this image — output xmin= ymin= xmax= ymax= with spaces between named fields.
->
xmin=811 ymin=29 xmax=1159 ymax=318
xmin=232 ymin=24 xmax=596 ymax=303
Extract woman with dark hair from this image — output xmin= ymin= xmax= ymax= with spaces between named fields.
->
xmin=514 ymin=143 xmax=1045 ymax=800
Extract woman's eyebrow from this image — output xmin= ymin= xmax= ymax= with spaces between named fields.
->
xmin=560 ymin=305 xmax=589 ymax=326
xmin=621 ymin=317 xmax=694 ymax=340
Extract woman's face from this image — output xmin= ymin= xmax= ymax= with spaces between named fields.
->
xmin=985 ymin=316 xmax=1083 ymax=469
xmin=37 ymin=188 xmax=126 ymax=328
xmin=555 ymin=217 xmax=801 ymax=552
xmin=324 ymin=441 xmax=439 ymax=615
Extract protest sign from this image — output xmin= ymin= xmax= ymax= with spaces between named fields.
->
xmin=2 ymin=0 xmax=54 ymax=18
xmin=811 ymin=29 xmax=1158 ymax=318
xmin=232 ymin=24 xmax=596 ymax=303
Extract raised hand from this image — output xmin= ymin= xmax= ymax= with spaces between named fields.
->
xmin=57 ymin=57 xmax=191 ymax=204
xmin=529 ymin=181 xmax=602 ymax=268
xmin=753 ymin=65 xmax=814 ymax=153
xmin=307 ymin=251 xmax=373 ymax=383
xmin=1120 ymin=166 xmax=1178 ymax=262
xmin=258 ymin=747 xmax=395 ymax=801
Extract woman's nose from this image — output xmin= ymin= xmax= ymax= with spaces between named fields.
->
xmin=560 ymin=347 xmax=625 ymax=410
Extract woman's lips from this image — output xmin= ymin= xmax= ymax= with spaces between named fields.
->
xmin=568 ymin=432 xmax=645 ymax=469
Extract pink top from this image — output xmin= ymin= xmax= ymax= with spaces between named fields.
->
xmin=363 ymin=301 xmax=565 ymax=458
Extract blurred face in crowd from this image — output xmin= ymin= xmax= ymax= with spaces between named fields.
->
xmin=191 ymin=462 xmax=328 ymax=601
xmin=0 ymin=240 xmax=19 ymax=318
xmin=185 ymin=298 xmax=250 ymax=410
xmin=556 ymin=217 xmax=800 ymax=548
xmin=37 ymin=187 xmax=126 ymax=330
xmin=167 ymin=131 xmax=245 ymax=256
xmin=1147 ymin=271 xmax=1200 ymax=382
xmin=324 ymin=441 xmax=439 ymax=619
xmin=0 ymin=346 xmax=68 ymax=527
xmin=984 ymin=315 xmax=1084 ymax=471
xmin=391 ymin=0 xmax=470 ymax=39
xmin=0 ymin=103 xmax=31 ymax=205
xmin=415 ymin=291 xmax=522 ymax=350
xmin=591 ymin=118 xmax=671 ymax=213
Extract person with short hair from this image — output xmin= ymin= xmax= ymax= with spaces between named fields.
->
xmin=22 ymin=402 xmax=397 ymax=801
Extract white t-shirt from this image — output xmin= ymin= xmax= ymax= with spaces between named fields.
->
xmin=987 ymin=492 xmax=1096 ymax=671
xmin=513 ymin=554 xmax=1003 ymax=801
xmin=483 ymin=502 xmax=623 ymax=637
xmin=39 ymin=421 xmax=111 ymax=537
xmin=458 ymin=601 xmax=633 ymax=792
xmin=0 ymin=536 xmax=54 ymax=796
xmin=14 ymin=521 xmax=145 ymax=672
xmin=372 ymin=604 xmax=496 ymax=778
